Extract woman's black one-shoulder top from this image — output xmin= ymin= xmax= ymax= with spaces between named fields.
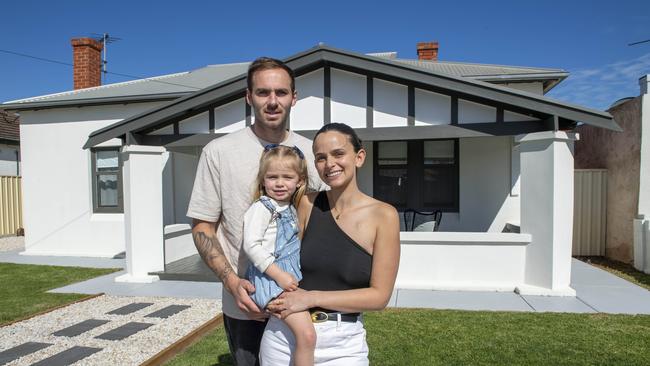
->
xmin=300 ymin=191 xmax=372 ymax=291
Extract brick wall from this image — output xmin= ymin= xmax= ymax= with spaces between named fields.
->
xmin=417 ymin=42 xmax=439 ymax=61
xmin=71 ymin=38 xmax=103 ymax=90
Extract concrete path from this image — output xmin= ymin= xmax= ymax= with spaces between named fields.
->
xmin=0 ymin=249 xmax=124 ymax=269
xmin=3 ymin=250 xmax=650 ymax=314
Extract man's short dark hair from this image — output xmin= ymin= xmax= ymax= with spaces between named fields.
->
xmin=247 ymin=57 xmax=295 ymax=92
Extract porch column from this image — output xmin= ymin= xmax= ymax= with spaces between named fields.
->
xmin=115 ymin=145 xmax=166 ymax=283
xmin=515 ymin=131 xmax=577 ymax=296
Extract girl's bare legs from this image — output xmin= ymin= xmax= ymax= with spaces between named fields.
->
xmin=283 ymin=310 xmax=316 ymax=366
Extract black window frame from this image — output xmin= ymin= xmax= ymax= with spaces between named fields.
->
xmin=91 ymin=147 xmax=123 ymax=213
xmin=373 ymin=139 xmax=459 ymax=212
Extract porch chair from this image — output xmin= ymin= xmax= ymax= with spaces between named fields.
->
xmin=403 ymin=209 xmax=442 ymax=232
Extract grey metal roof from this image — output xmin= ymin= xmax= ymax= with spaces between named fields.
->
xmin=83 ymin=44 xmax=618 ymax=149
xmin=394 ymin=59 xmax=565 ymax=78
xmin=392 ymin=59 xmax=567 ymax=92
xmin=1 ymin=62 xmax=250 ymax=109
xmin=2 ymin=50 xmax=566 ymax=111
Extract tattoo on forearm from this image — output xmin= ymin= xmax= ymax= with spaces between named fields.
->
xmin=192 ymin=231 xmax=234 ymax=282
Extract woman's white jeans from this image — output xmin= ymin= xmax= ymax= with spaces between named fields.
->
xmin=260 ymin=316 xmax=369 ymax=365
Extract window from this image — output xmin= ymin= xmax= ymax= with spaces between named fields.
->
xmin=91 ymin=147 xmax=123 ymax=213
xmin=374 ymin=139 xmax=458 ymax=212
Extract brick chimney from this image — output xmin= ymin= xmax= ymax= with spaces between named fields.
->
xmin=417 ymin=41 xmax=439 ymax=61
xmin=71 ymin=37 xmax=103 ymax=89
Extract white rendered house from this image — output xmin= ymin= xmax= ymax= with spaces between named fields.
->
xmin=1 ymin=41 xmax=620 ymax=295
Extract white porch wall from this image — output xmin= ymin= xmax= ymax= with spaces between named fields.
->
xmin=162 ymin=150 xmax=200 ymax=226
xmin=18 ymin=103 xmax=162 ymax=257
xmin=395 ymin=232 xmax=529 ymax=290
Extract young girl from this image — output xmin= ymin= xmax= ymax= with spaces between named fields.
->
xmin=243 ymin=144 xmax=316 ymax=366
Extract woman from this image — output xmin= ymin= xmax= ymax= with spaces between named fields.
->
xmin=261 ymin=123 xmax=401 ymax=365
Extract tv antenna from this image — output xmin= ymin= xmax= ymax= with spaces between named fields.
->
xmin=91 ymin=33 xmax=122 ymax=82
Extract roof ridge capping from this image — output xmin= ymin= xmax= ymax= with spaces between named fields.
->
xmin=366 ymin=51 xmax=398 ymax=60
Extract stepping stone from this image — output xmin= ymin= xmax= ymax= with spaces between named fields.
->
xmin=29 ymin=346 xmax=101 ymax=366
xmin=145 ymin=305 xmax=190 ymax=319
xmin=0 ymin=342 xmax=52 ymax=365
xmin=52 ymin=319 xmax=110 ymax=337
xmin=107 ymin=302 xmax=154 ymax=315
xmin=95 ymin=322 xmax=153 ymax=341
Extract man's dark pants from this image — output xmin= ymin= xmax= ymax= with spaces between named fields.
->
xmin=223 ymin=315 xmax=268 ymax=366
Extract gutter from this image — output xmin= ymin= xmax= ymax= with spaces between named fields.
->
xmin=0 ymin=92 xmax=190 ymax=112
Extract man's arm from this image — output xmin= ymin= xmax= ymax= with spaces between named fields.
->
xmin=192 ymin=219 xmax=235 ymax=282
xmin=191 ymin=219 xmax=265 ymax=319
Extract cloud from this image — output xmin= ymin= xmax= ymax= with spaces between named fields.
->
xmin=548 ymin=53 xmax=650 ymax=110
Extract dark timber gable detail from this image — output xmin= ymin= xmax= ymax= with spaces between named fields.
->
xmin=85 ymin=44 xmax=619 ymax=149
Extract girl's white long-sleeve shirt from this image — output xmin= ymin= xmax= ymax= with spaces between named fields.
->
xmin=242 ymin=197 xmax=290 ymax=273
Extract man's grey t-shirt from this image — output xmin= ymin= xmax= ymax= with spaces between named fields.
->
xmin=187 ymin=126 xmax=324 ymax=320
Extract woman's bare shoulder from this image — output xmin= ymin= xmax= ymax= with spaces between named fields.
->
xmin=364 ymin=196 xmax=398 ymax=221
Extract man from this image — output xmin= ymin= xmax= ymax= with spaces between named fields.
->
xmin=187 ymin=57 xmax=324 ymax=365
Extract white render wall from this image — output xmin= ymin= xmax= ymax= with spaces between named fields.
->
xmin=291 ymin=70 xmax=324 ymax=130
xmin=395 ymin=232 xmax=529 ymax=290
xmin=331 ymin=69 xmax=366 ymax=129
xmin=0 ymin=143 xmax=20 ymax=176
xmin=19 ymin=103 xmax=162 ymax=257
xmin=162 ymin=150 xmax=200 ymax=226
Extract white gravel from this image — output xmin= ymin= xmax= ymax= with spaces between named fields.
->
xmin=0 ymin=236 xmax=24 ymax=252
xmin=0 ymin=295 xmax=222 ymax=366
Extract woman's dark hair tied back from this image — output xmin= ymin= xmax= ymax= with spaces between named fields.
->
xmin=314 ymin=123 xmax=363 ymax=152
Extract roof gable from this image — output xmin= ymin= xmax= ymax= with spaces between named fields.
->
xmin=83 ymin=44 xmax=618 ymax=149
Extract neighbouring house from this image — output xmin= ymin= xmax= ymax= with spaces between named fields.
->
xmin=0 ymin=110 xmax=20 ymax=176
xmin=1 ymin=39 xmax=620 ymax=295
xmin=0 ymin=110 xmax=22 ymax=237
xmin=575 ymin=75 xmax=650 ymax=273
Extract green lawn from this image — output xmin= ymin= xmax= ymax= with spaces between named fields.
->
xmin=0 ymin=262 xmax=119 ymax=324
xmin=167 ymin=258 xmax=650 ymax=365
xmin=165 ymin=309 xmax=650 ymax=366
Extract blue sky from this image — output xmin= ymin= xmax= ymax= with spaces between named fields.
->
xmin=1 ymin=0 xmax=649 ymax=110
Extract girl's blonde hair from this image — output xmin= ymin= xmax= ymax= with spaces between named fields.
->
xmin=254 ymin=145 xmax=308 ymax=207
